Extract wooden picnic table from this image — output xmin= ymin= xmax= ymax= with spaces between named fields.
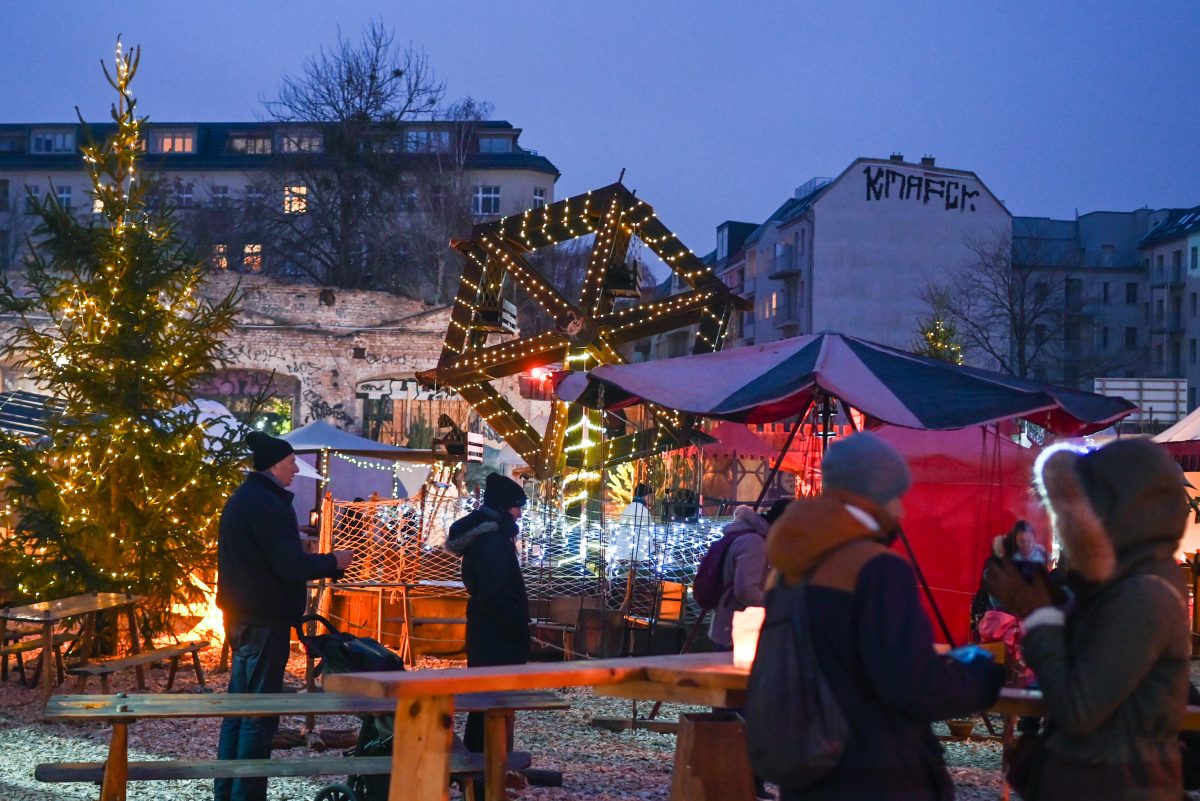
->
xmin=0 ymin=592 xmax=144 ymax=705
xmin=42 ymin=689 xmax=569 ymax=801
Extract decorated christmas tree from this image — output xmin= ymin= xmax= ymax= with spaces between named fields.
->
xmin=914 ymin=288 xmax=965 ymax=365
xmin=0 ymin=43 xmax=244 ymax=637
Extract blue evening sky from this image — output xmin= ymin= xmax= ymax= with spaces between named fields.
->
xmin=5 ymin=1 xmax=1199 ymax=261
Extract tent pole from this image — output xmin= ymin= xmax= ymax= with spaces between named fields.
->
xmin=895 ymin=524 xmax=956 ymax=647
xmin=754 ymin=400 xmax=813 ymax=511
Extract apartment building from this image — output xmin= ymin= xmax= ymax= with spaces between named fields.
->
xmin=0 ymin=119 xmax=559 ymax=270
xmin=1142 ymin=207 xmax=1200 ymax=405
xmin=652 ymin=155 xmax=1010 ymax=361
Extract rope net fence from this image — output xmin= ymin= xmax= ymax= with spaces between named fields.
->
xmin=323 ymin=495 xmax=732 ymax=621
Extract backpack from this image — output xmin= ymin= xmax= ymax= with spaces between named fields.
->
xmin=745 ymin=580 xmax=850 ymax=789
xmin=692 ymin=529 xmax=753 ymax=610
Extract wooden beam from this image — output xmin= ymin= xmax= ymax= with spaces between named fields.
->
xmin=389 ymin=694 xmax=454 ymax=801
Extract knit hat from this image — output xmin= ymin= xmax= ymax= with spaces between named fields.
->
xmin=246 ymin=430 xmax=295 ymax=471
xmin=482 ymin=472 xmax=527 ymax=511
xmin=821 ymin=432 xmax=911 ymax=506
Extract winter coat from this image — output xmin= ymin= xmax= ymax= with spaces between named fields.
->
xmin=765 ymin=491 xmax=1005 ymax=801
xmin=445 ymin=505 xmax=530 ymax=666
xmin=216 ymin=471 xmax=341 ymax=628
xmin=1019 ymin=441 xmax=1189 ymax=801
xmin=708 ymin=506 xmax=770 ymax=648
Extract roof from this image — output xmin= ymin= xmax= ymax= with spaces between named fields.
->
xmin=1140 ymin=205 xmax=1200 ymax=247
xmin=0 ymin=120 xmax=560 ymax=177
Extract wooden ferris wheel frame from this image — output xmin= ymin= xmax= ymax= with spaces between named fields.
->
xmin=417 ymin=182 xmax=749 ymax=480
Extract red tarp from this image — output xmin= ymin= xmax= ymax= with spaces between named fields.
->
xmin=874 ymin=425 xmax=1046 ymax=645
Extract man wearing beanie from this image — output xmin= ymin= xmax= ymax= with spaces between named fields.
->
xmin=215 ymin=431 xmax=354 ymax=801
xmin=762 ymin=432 xmax=1003 ymax=801
xmin=444 ymin=472 xmax=530 ymax=756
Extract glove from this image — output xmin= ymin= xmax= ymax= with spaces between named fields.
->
xmin=947 ymin=645 xmax=995 ymax=665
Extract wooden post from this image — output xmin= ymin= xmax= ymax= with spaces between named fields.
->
xmin=668 ymin=711 xmax=755 ymax=801
xmin=99 ymin=720 xmax=129 ymax=801
xmin=124 ymin=602 xmax=145 ymax=691
xmin=40 ymin=619 xmax=53 ymax=707
xmin=1192 ymin=551 xmax=1200 ymax=657
xmin=483 ymin=711 xmax=513 ymax=801
xmin=388 ymin=694 xmax=454 ymax=801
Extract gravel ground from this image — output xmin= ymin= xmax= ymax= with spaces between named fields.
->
xmin=0 ymin=645 xmax=1008 ymax=801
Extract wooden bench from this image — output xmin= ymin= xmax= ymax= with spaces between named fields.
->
xmin=39 ymin=689 xmax=568 ymax=801
xmin=67 ymin=640 xmax=208 ymax=693
xmin=0 ymin=630 xmax=74 ymax=686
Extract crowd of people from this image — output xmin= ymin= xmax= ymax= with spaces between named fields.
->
xmin=213 ymin=427 xmax=1195 ymax=801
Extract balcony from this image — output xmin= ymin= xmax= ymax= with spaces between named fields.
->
xmin=767 ymin=246 xmax=801 ymax=279
xmin=773 ymin=304 xmax=802 ymax=330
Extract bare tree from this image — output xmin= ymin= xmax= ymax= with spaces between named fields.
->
xmin=253 ymin=20 xmax=450 ymax=291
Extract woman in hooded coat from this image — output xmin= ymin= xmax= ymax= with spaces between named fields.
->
xmin=988 ymin=438 xmax=1190 ymax=801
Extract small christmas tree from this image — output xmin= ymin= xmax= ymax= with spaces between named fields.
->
xmin=0 ymin=43 xmax=244 ymax=637
xmin=913 ymin=288 xmax=965 ymax=364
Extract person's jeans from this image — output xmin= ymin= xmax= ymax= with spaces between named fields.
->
xmin=213 ymin=623 xmax=292 ymax=801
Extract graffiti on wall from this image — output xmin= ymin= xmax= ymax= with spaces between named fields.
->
xmin=863 ymin=166 xmax=981 ymax=212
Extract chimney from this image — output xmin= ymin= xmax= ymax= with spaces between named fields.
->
xmin=920 ymin=154 xmax=936 ymax=167
xmin=889 ymin=152 xmax=904 ymax=163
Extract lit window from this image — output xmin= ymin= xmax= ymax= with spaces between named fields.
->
xmin=243 ymin=243 xmax=262 ymax=272
xmin=228 ymin=134 xmax=272 ymax=155
xmin=212 ymin=243 xmax=228 ymax=270
xmin=92 ymin=197 xmax=104 ymax=215
xmin=149 ymin=130 xmax=195 ymax=154
xmin=55 ymin=185 xmax=71 ymax=210
xmin=31 ymin=130 xmax=74 ymax=154
xmin=472 ymin=185 xmax=500 ymax=216
xmin=281 ymin=132 xmax=323 ymax=153
xmin=533 ymin=188 xmax=546 ymax=209
xmin=284 ymin=185 xmax=308 ymax=214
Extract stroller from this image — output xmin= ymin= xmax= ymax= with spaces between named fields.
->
xmin=297 ymin=614 xmax=406 ymax=801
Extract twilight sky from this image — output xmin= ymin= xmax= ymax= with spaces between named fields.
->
xmin=6 ymin=1 xmax=1199 ymax=258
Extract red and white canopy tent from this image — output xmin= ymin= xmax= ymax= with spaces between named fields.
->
xmin=557 ymin=333 xmax=1136 ymax=644
xmin=1153 ymin=412 xmax=1200 ymax=557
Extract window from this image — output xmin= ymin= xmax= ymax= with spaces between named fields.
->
xmin=478 ymin=136 xmax=512 ymax=154
xmin=1101 ymin=245 xmax=1114 ymax=267
xmin=24 ymin=185 xmax=40 ymax=213
xmin=0 ymin=135 xmax=23 ymax=153
xmin=244 ymin=185 xmax=265 ymax=204
xmin=0 ymin=230 xmax=9 ymax=268
xmin=242 ymin=243 xmax=262 ymax=272
xmin=31 ymin=130 xmax=74 ymax=153
xmin=284 ymin=185 xmax=308 ymax=214
xmin=746 ymin=250 xmax=756 ymax=278
xmin=1193 ymin=246 xmax=1199 ymax=272
xmin=174 ymin=182 xmax=193 ymax=208
xmin=228 ymin=134 xmax=272 ymax=154
xmin=1191 ymin=339 xmax=1197 ymax=366
xmin=149 ymin=130 xmax=195 ymax=154
xmin=1102 ymin=282 xmax=1109 ymax=304
xmin=209 ymin=185 xmax=229 ymax=206
xmin=1124 ymin=327 xmax=1137 ymax=349
xmin=281 ymin=132 xmax=323 ymax=153
xmin=717 ymin=228 xmax=729 ymax=261
xmin=1064 ymin=278 xmax=1083 ymax=309
xmin=1125 ymin=282 xmax=1138 ymax=304
xmin=405 ymin=129 xmax=450 ymax=152
xmin=533 ymin=188 xmax=546 ymax=209
xmin=54 ymin=185 xmax=71 ymax=211
xmin=771 ymin=292 xmax=778 ymax=317
xmin=1100 ymin=327 xmax=1109 ymax=349
xmin=0 ymin=179 xmax=7 ymax=213
xmin=211 ymin=243 xmax=228 ymax=270
xmin=1174 ymin=250 xmax=1183 ymax=270
xmin=472 ymin=185 xmax=500 ymax=216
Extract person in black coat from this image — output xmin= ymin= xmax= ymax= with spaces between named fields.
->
xmin=215 ymin=431 xmax=353 ymax=801
xmin=445 ymin=472 xmax=530 ymax=752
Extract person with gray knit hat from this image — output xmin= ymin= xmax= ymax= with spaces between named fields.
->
xmin=987 ymin=438 xmax=1189 ymax=801
xmin=763 ymin=431 xmax=1003 ymax=801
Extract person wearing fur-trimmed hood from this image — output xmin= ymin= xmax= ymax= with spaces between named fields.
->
xmin=444 ymin=472 xmax=530 ymax=752
xmin=987 ymin=438 xmax=1190 ymax=800
xmin=708 ymin=503 xmax=786 ymax=648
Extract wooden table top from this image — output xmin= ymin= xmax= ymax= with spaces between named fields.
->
xmin=326 ymin=651 xmax=740 ymax=698
xmin=0 ymin=592 xmax=143 ymax=623
xmin=44 ymin=690 xmax=569 ymax=720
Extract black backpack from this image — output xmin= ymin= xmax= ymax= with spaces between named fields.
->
xmin=745 ymin=580 xmax=850 ymax=789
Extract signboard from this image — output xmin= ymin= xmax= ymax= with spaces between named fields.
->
xmin=466 ymin=432 xmax=485 ymax=464
xmin=1093 ymin=377 xmax=1187 ymax=426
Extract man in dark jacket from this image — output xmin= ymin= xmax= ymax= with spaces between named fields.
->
xmin=215 ymin=431 xmax=353 ymax=801
xmin=444 ymin=472 xmax=529 ymax=753
xmin=765 ymin=432 xmax=1004 ymax=801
